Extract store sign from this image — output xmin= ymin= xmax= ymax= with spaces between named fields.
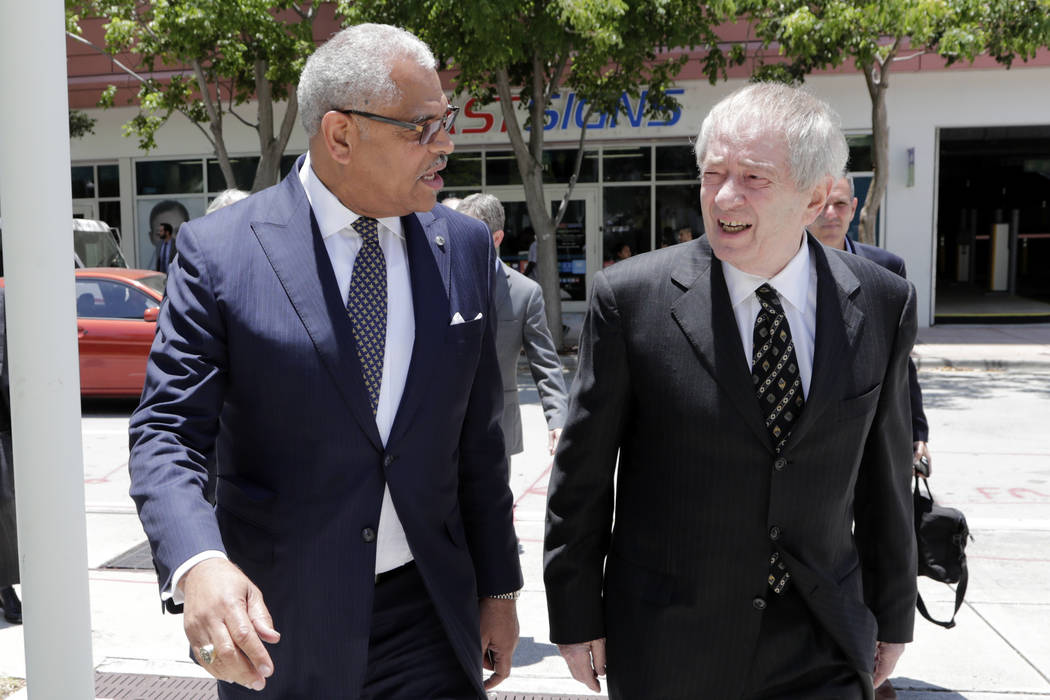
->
xmin=449 ymin=88 xmax=692 ymax=144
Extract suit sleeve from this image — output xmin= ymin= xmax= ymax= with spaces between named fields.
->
xmin=128 ymin=222 xmax=228 ymax=604
xmin=854 ymin=281 xmax=919 ymax=642
xmin=521 ymin=283 xmax=568 ymax=430
xmin=896 ymin=259 xmax=929 ymax=442
xmin=457 ymin=235 xmax=523 ymax=596
xmin=544 ymin=271 xmax=629 ymax=644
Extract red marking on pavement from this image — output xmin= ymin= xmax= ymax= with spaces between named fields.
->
xmin=85 ymin=462 xmax=129 ymax=485
xmin=514 ymin=463 xmax=552 ymax=510
xmin=973 ymin=486 xmax=1050 ymax=502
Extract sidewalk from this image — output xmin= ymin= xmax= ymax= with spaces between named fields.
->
xmin=0 ymin=323 xmax=1048 ymax=698
xmin=913 ymin=323 xmax=1050 ymax=371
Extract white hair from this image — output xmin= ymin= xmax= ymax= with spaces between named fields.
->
xmin=457 ymin=193 xmax=505 ymax=234
xmin=694 ymin=83 xmax=848 ymax=191
xmin=205 ymin=189 xmax=250 ymax=214
xmin=297 ymin=23 xmax=437 ymax=137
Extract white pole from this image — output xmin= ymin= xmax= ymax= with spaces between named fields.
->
xmin=0 ymin=1 xmax=96 ymax=697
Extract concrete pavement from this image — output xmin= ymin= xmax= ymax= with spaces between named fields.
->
xmin=0 ymin=323 xmax=1048 ymax=698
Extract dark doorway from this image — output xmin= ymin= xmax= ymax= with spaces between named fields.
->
xmin=937 ymin=126 xmax=1050 ymax=322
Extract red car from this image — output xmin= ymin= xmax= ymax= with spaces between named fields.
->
xmin=2 ymin=268 xmax=165 ymax=397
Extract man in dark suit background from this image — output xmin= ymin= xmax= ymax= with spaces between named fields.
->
xmin=544 ymin=83 xmax=917 ymax=699
xmin=129 ymin=23 xmax=521 ymax=698
xmin=455 ymin=193 xmax=568 ymax=463
xmin=152 ymin=222 xmax=176 ymax=274
xmin=810 ymin=174 xmax=931 ymax=475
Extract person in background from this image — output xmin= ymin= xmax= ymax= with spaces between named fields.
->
xmin=545 ymin=83 xmax=917 ymax=699
xmin=128 ymin=23 xmax=521 ymax=699
xmin=205 ymin=189 xmax=250 ymax=215
xmin=455 ymin=193 xmax=568 ymax=463
xmin=0 ymin=287 xmax=21 ymax=625
xmin=809 ymin=174 xmax=931 ymax=478
xmin=153 ymin=222 xmax=176 ymax=274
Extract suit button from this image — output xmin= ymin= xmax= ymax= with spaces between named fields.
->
xmin=769 ymin=526 xmax=781 ymax=541
xmin=773 ymin=457 xmax=787 ymax=471
xmin=383 ymin=454 xmax=395 ymax=467
xmin=753 ymin=597 xmax=767 ymax=610
xmin=361 ymin=527 xmax=376 ymax=543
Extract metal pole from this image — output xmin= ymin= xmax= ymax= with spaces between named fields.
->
xmin=0 ymin=1 xmax=96 ymax=697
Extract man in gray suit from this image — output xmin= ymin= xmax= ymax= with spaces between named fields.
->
xmin=456 ymin=194 xmax=568 ymax=462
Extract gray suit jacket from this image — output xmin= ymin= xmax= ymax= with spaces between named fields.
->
xmin=545 ymin=235 xmax=917 ymax=698
xmin=493 ymin=263 xmax=567 ymax=455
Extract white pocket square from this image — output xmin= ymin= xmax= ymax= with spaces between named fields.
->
xmin=450 ymin=312 xmax=483 ymax=325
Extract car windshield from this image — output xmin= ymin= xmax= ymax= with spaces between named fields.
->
xmin=137 ymin=273 xmax=166 ymax=297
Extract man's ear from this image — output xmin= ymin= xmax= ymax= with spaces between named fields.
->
xmin=803 ymin=176 xmax=834 ymax=225
xmin=320 ymin=111 xmax=356 ymax=165
xmin=493 ymin=229 xmax=505 ymax=249
xmin=849 ymin=196 xmax=859 ymax=220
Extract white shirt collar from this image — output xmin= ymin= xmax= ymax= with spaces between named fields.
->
xmin=299 ymin=152 xmax=403 ymax=240
xmin=722 ymin=232 xmax=811 ymax=314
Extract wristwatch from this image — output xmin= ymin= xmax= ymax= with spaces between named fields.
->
xmin=486 ymin=590 xmax=520 ymax=600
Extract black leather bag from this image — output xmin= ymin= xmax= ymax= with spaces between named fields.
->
xmin=914 ymin=476 xmax=972 ymax=628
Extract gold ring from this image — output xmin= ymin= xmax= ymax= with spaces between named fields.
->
xmin=199 ymin=643 xmax=215 ymax=665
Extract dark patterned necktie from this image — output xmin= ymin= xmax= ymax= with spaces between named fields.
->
xmin=751 ymin=284 xmax=804 ymax=454
xmin=347 ymin=217 xmax=386 ymax=415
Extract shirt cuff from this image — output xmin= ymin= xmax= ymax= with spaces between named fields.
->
xmin=165 ymin=550 xmax=228 ymax=605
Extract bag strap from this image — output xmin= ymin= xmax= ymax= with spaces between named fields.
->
xmin=916 ymin=555 xmax=968 ymax=629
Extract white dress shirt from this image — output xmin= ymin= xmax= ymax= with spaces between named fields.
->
xmin=168 ymin=154 xmax=415 ymax=603
xmin=721 ymin=233 xmax=818 ymax=397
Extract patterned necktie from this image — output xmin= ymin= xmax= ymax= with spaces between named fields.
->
xmin=751 ymin=284 xmax=804 ymax=454
xmin=347 ymin=217 xmax=387 ymax=415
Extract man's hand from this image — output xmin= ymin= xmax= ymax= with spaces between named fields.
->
xmin=480 ymin=597 xmax=519 ymax=690
xmin=548 ymin=428 xmax=563 ymax=455
xmin=913 ymin=441 xmax=931 ymax=477
xmin=557 ymin=638 xmax=606 ymax=692
xmin=181 ymin=558 xmax=280 ymax=691
xmin=873 ymin=641 xmax=905 ymax=688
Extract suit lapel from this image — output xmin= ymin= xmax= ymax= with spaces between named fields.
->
xmin=670 ymin=238 xmax=771 ymax=447
xmin=784 ymin=236 xmax=864 ymax=449
xmin=387 ymin=211 xmax=451 ymax=446
xmin=250 ymin=165 xmax=383 ymax=451
xmin=493 ymin=263 xmax=512 ymax=320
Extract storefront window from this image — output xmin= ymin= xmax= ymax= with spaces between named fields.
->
xmin=136 ymin=160 xmax=204 ymax=195
xmin=603 ymin=186 xmax=651 ymax=264
xmin=71 ymin=166 xmax=95 ymax=198
xmin=98 ymin=164 xmax=120 ymax=197
xmin=207 ymin=157 xmax=258 ymax=192
xmin=486 ymin=151 xmax=522 ymax=186
xmin=603 ymin=146 xmax=651 ymax=182
xmin=546 ymin=149 xmax=598 ymax=183
xmin=444 ymin=151 xmax=483 ymax=188
xmin=655 ymin=145 xmax=697 ymax=181
xmin=847 ymin=135 xmax=873 ymax=172
xmin=656 ymin=185 xmax=702 ymax=248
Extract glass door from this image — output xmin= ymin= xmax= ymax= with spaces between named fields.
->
xmin=488 ymin=186 xmax=598 ymax=313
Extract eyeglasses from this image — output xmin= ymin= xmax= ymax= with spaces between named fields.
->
xmin=334 ymin=105 xmax=459 ymax=145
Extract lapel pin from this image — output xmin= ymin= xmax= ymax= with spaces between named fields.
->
xmin=434 ymin=235 xmax=446 ymax=247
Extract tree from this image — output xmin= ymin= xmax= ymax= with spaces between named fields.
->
xmin=66 ymin=0 xmax=330 ymax=192
xmin=742 ymin=0 xmax=1050 ymax=244
xmin=340 ymin=0 xmax=742 ymax=348
xmin=69 ymin=110 xmax=96 ymax=139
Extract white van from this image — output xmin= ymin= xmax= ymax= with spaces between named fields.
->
xmin=0 ymin=218 xmax=128 ymax=275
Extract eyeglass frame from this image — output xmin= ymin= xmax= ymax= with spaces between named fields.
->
xmin=333 ymin=105 xmax=459 ymax=145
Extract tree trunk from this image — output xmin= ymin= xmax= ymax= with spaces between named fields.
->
xmin=494 ymin=67 xmax=565 ymax=349
xmin=859 ymin=52 xmax=894 ymax=245
xmin=193 ymin=59 xmax=237 ymax=190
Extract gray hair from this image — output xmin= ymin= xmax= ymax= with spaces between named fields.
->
xmin=297 ymin=23 xmax=437 ymax=137
xmin=694 ymin=83 xmax=848 ymax=191
xmin=205 ymin=189 xmax=250 ymax=215
xmin=457 ymin=193 xmax=505 ymax=235
xmin=441 ymin=196 xmax=462 ymax=210
xmin=844 ymin=173 xmax=855 ymax=198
